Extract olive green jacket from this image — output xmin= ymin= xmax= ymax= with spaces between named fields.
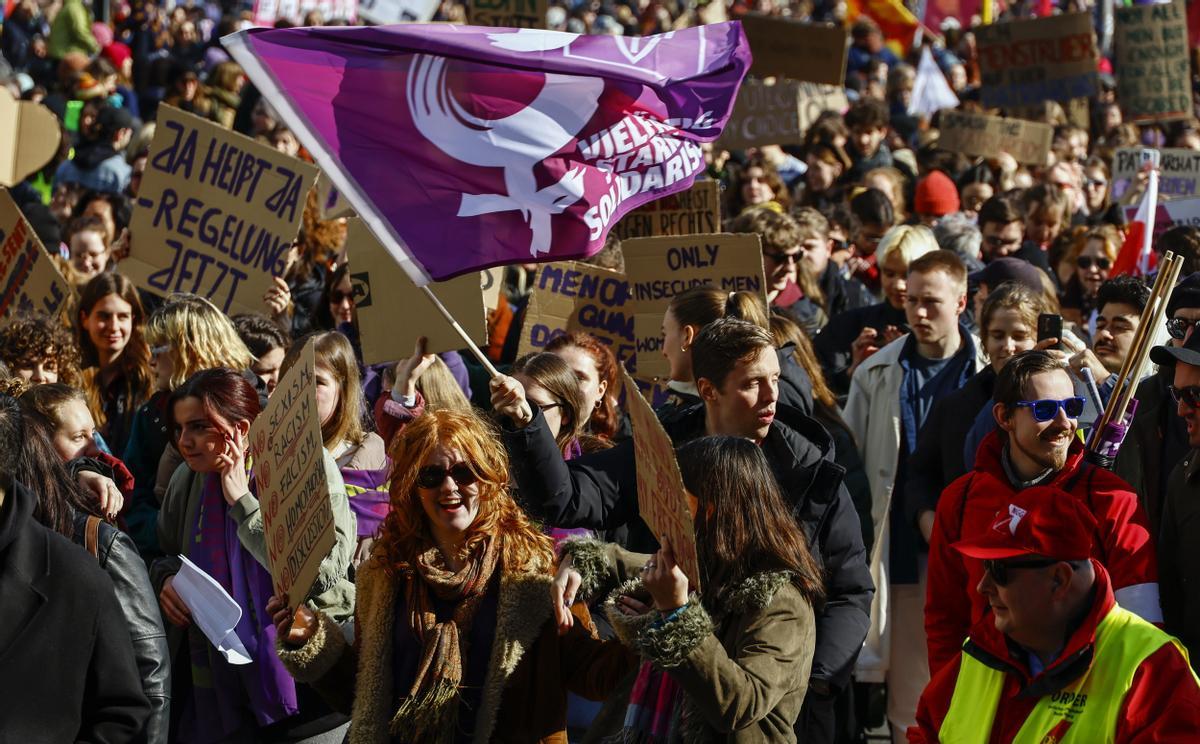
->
xmin=566 ymin=538 xmax=817 ymax=743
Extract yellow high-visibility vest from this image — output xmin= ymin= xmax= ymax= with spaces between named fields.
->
xmin=940 ymin=605 xmax=1196 ymax=743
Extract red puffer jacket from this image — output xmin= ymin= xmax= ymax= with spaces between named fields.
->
xmin=925 ymin=431 xmax=1160 ymax=677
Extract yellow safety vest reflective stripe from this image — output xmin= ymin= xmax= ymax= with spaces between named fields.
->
xmin=940 ymin=605 xmax=1194 ymax=744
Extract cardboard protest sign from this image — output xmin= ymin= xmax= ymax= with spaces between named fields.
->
xmin=620 ymin=366 xmax=701 ymax=589
xmin=623 ymin=233 xmax=766 ymax=379
xmin=0 ymin=89 xmax=61 ymax=188
xmin=0 ymin=189 xmax=72 ymax=319
xmin=253 ymin=0 xmax=357 ymax=25
xmin=1115 ymin=0 xmax=1191 ymax=123
xmin=937 ymin=110 xmax=1053 ymax=165
xmin=467 ymin=0 xmax=546 ymax=27
xmin=1113 ymin=147 xmax=1200 ymax=202
xmin=126 ymin=106 xmax=317 ymax=315
xmin=611 ymin=181 xmax=720 ymax=241
xmin=346 ymin=218 xmax=486 ymax=364
xmin=739 ymin=14 xmax=849 ymax=87
xmin=975 ymin=13 xmax=1098 ymax=108
xmin=718 ymin=79 xmax=848 ymax=150
xmin=481 ymin=267 xmax=502 ymax=311
xmin=248 ymin=339 xmax=335 ymax=610
xmin=358 ymin=0 xmax=437 ymax=24
xmin=516 ymin=261 xmax=637 ymax=369
xmin=314 ymin=174 xmax=353 ymax=221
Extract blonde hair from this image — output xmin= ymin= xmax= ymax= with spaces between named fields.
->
xmin=144 ymin=293 xmax=253 ymax=390
xmin=878 ymin=224 xmax=938 ymax=269
xmin=280 ymin=331 xmax=365 ymax=450
xmin=377 ymin=409 xmax=554 ymax=575
xmin=415 ymin=356 xmax=472 ymax=414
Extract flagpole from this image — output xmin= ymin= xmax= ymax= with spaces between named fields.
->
xmin=420 ymin=285 xmax=502 ymax=378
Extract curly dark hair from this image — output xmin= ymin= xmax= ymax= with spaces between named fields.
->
xmin=0 ymin=314 xmax=83 ymax=386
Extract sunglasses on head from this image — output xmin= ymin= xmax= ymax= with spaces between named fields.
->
xmin=1076 ymin=256 xmax=1111 ymax=271
xmin=983 ymin=558 xmax=1061 ymax=587
xmin=763 ymin=251 xmax=801 ymax=264
xmin=1165 ymin=317 xmax=1200 ymax=340
xmin=1169 ymin=385 xmax=1200 ymax=409
xmin=1014 ymin=397 xmax=1085 ymax=422
xmin=415 ymin=463 xmax=478 ymax=490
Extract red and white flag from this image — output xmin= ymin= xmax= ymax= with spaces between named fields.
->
xmin=1112 ymin=166 xmax=1160 ymax=277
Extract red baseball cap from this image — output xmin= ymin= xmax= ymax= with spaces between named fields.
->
xmin=951 ymin=486 xmax=1097 ymax=561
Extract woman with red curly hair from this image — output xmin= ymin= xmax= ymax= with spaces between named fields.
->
xmin=545 ymin=332 xmax=621 ymax=441
xmin=0 ymin=313 xmax=82 ymax=387
xmin=269 ymin=408 xmax=634 ymax=743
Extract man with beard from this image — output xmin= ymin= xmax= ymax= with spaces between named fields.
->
xmin=924 ymin=351 xmax=1161 ymax=677
xmin=1067 ymin=275 xmax=1150 ymax=390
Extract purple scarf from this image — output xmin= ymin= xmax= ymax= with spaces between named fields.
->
xmin=342 ymin=463 xmax=391 ymax=538
xmin=181 ymin=473 xmax=299 ymax=743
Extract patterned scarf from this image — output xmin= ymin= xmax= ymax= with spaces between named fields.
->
xmin=391 ymin=537 xmax=501 ymax=742
xmin=611 ymin=662 xmax=683 ymax=743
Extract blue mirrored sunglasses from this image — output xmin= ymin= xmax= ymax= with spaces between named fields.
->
xmin=1014 ymin=397 xmax=1085 ymax=422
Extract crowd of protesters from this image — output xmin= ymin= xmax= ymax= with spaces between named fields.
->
xmin=4 ymin=0 xmax=1200 ymax=742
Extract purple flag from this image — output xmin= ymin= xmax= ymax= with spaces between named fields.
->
xmin=225 ymin=24 xmax=750 ymax=284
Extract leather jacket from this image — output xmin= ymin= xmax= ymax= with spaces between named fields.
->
xmin=72 ymin=512 xmax=171 ymax=744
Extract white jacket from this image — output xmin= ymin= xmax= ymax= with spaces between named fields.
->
xmin=842 ymin=332 xmax=986 ymax=680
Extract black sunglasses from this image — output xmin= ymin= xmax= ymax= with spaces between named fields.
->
xmin=763 ymin=251 xmax=801 ymax=264
xmin=1169 ymin=385 xmax=1200 ymax=409
xmin=983 ymin=558 xmax=1060 ymax=587
xmin=415 ymin=463 xmax=478 ymax=490
xmin=1165 ymin=317 xmax=1200 ymax=340
xmin=1076 ymin=256 xmax=1111 ymax=271
xmin=1014 ymin=397 xmax=1085 ymax=422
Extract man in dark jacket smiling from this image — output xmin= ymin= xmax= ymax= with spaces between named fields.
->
xmin=0 ymin=395 xmax=150 ymax=742
xmin=491 ymin=318 xmax=873 ymax=742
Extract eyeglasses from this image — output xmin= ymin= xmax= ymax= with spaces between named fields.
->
xmin=1076 ymin=256 xmax=1111 ymax=271
xmin=982 ymin=558 xmax=1060 ymax=587
xmin=1085 ymin=178 xmax=1108 ymax=189
xmin=1169 ymin=385 xmax=1200 ymax=409
xmin=763 ymin=251 xmax=801 ymax=264
xmin=415 ymin=463 xmax=478 ymax=490
xmin=1165 ymin=317 xmax=1200 ymax=340
xmin=1014 ymin=397 xmax=1085 ymax=422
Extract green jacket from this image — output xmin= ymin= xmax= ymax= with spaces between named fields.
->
xmin=48 ymin=0 xmax=98 ymax=58
xmin=149 ymin=450 xmax=357 ymax=625
xmin=567 ymin=539 xmax=817 ymax=743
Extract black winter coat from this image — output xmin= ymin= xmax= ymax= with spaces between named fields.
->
xmin=501 ymin=402 xmax=874 ymax=692
xmin=0 ymin=479 xmax=150 ymax=743
xmin=904 ymin=366 xmax=998 ymax=531
xmin=813 ymin=301 xmax=907 ymax=396
xmin=72 ymin=512 xmax=170 ymax=744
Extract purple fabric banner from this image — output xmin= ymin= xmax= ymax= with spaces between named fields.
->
xmin=225 ymin=24 xmax=750 ymax=284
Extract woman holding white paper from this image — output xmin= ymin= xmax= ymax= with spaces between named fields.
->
xmin=148 ymin=367 xmax=356 ymax=743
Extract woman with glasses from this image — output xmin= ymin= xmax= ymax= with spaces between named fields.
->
xmin=1081 ymin=157 xmax=1123 ymax=227
xmin=1060 ymin=225 xmax=1121 ymax=328
xmin=268 ymin=408 xmax=634 ymax=743
xmin=150 ymin=367 xmax=357 ymax=742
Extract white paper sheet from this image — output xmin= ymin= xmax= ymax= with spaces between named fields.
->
xmin=173 ymin=555 xmax=253 ymax=665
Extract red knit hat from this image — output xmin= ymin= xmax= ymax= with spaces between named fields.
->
xmin=102 ymin=42 xmax=132 ymax=71
xmin=914 ymin=170 xmax=960 ymax=217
